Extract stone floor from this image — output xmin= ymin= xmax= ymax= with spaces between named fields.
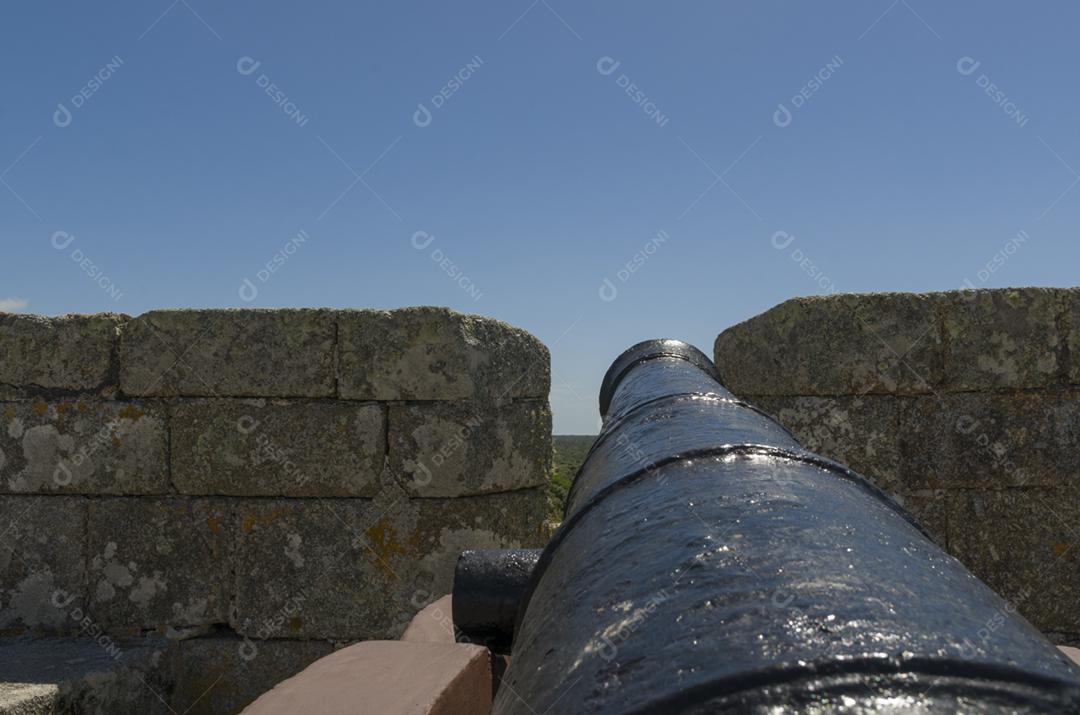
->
xmin=0 ymin=636 xmax=172 ymax=714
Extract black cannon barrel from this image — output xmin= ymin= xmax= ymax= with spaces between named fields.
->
xmin=452 ymin=548 xmax=541 ymax=652
xmin=493 ymin=339 xmax=1080 ymax=714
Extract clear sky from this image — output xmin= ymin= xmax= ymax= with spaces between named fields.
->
xmin=3 ymin=2 xmax=1078 ymax=433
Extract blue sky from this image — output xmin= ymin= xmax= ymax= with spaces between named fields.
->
xmin=2 ymin=2 xmax=1078 ymax=433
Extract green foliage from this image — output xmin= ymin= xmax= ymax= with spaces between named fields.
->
xmin=546 ymin=435 xmax=596 ymax=523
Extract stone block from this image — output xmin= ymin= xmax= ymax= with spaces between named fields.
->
xmin=714 ymin=292 xmax=942 ymax=396
xmin=0 ymin=497 xmax=87 ymax=634
xmin=388 ymin=399 xmax=551 ymax=497
xmin=170 ymin=637 xmax=333 ymax=715
xmin=337 ymin=307 xmax=550 ymax=401
xmin=232 ymin=489 xmax=547 ymax=640
xmin=892 ymin=490 xmax=947 ymax=548
xmin=0 ymin=400 xmax=167 ymax=494
xmin=86 ymin=499 xmax=231 ymax=632
xmin=1065 ymin=288 xmax=1080 ymax=386
xmin=748 ymin=394 xmax=900 ymax=492
xmin=0 ymin=313 xmax=125 ymax=392
xmin=942 ymin=288 xmax=1064 ymax=390
xmin=119 ymin=310 xmax=335 ymax=397
xmin=898 ymin=392 xmax=1080 ymax=489
xmin=401 ymin=594 xmax=456 ymax=643
xmin=242 ymin=641 xmax=491 ymax=715
xmin=947 ymin=488 xmax=1080 ymax=633
xmin=171 ymin=399 xmax=385 ymax=497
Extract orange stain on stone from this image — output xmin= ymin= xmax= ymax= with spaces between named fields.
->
xmin=118 ymin=404 xmax=145 ymax=420
xmin=207 ymin=515 xmax=222 ymax=535
xmin=242 ymin=507 xmax=291 ymax=533
xmin=32 ymin=401 xmax=48 ymax=415
xmin=1052 ymin=543 xmax=1071 ymax=558
xmin=364 ymin=519 xmax=409 ymax=578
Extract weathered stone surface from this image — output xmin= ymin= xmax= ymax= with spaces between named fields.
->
xmin=338 ymin=307 xmax=550 ymax=401
xmin=120 ymin=310 xmax=335 ymax=397
xmin=232 ymin=489 xmax=547 ymax=640
xmin=1064 ymin=288 xmax=1080 ymax=386
xmin=231 ymin=498 xmax=383 ymax=642
xmin=0 ymin=306 xmax=554 ymax=684
xmin=942 ymin=288 xmax=1064 ymax=390
xmin=171 ymin=637 xmax=332 ymax=715
xmin=388 ymin=399 xmax=550 ymax=497
xmin=0 ymin=400 xmax=167 ymax=494
xmin=0 ymin=680 xmax=53 ymax=714
xmin=0 ymin=313 xmax=125 ymax=392
xmin=0 ymin=636 xmax=174 ymax=715
xmin=0 ymin=497 xmax=86 ymax=635
xmin=898 ymin=392 xmax=1079 ymax=489
xmin=86 ymin=499 xmax=230 ymax=632
xmin=893 ymin=490 xmax=947 ymax=548
xmin=947 ymin=488 xmax=1080 ymax=633
xmin=748 ymin=394 xmax=900 ymax=492
xmin=171 ymin=399 xmax=385 ymax=497
xmin=715 ymin=293 xmax=942 ymax=396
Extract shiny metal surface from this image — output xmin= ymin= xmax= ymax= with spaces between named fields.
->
xmin=493 ymin=340 xmax=1080 ymax=714
xmin=452 ymin=548 xmax=541 ymax=653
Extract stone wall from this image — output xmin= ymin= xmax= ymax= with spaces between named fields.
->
xmin=0 ymin=307 xmax=551 ymax=713
xmin=715 ymin=287 xmax=1079 ymax=644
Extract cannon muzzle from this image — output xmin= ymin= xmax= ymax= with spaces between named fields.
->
xmin=491 ymin=339 xmax=1080 ymax=713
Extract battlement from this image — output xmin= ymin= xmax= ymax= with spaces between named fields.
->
xmin=0 ymin=307 xmax=551 ymax=713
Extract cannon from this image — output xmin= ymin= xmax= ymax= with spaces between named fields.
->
xmin=455 ymin=339 xmax=1080 ymax=713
